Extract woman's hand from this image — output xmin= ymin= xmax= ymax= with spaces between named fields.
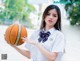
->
xmin=21 ymin=37 xmax=38 ymax=46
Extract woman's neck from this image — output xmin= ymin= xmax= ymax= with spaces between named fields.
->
xmin=44 ymin=25 xmax=53 ymax=31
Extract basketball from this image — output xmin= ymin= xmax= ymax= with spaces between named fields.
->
xmin=4 ymin=23 xmax=28 ymax=46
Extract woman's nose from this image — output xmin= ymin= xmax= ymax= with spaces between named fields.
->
xmin=49 ymin=15 xmax=53 ymax=19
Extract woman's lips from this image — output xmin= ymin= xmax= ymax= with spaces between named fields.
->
xmin=48 ymin=20 xmax=53 ymax=22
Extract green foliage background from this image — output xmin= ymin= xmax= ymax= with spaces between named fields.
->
xmin=53 ymin=0 xmax=80 ymax=25
xmin=65 ymin=1 xmax=80 ymax=25
xmin=0 ymin=0 xmax=36 ymax=28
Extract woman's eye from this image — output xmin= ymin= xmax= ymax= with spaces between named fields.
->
xmin=47 ymin=13 xmax=50 ymax=15
xmin=53 ymin=14 xmax=57 ymax=17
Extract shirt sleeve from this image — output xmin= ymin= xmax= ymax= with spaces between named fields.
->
xmin=51 ymin=32 xmax=65 ymax=53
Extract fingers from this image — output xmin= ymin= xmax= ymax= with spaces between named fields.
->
xmin=21 ymin=37 xmax=27 ymax=42
xmin=21 ymin=36 xmax=27 ymax=39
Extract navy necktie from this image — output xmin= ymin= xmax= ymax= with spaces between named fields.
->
xmin=38 ymin=30 xmax=51 ymax=43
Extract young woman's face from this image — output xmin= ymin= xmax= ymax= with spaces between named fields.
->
xmin=45 ymin=9 xmax=58 ymax=27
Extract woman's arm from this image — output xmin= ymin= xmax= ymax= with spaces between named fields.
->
xmin=4 ymin=35 xmax=30 ymax=59
xmin=22 ymin=37 xmax=58 ymax=61
xmin=11 ymin=45 xmax=30 ymax=59
xmin=36 ymin=43 xmax=58 ymax=61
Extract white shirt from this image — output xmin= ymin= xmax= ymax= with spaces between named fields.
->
xmin=25 ymin=28 xmax=65 ymax=61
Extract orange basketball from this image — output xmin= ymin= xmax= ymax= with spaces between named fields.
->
xmin=5 ymin=23 xmax=28 ymax=46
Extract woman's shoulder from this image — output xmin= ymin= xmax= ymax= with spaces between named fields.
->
xmin=55 ymin=30 xmax=64 ymax=37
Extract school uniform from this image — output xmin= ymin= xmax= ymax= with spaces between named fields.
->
xmin=25 ymin=28 xmax=65 ymax=61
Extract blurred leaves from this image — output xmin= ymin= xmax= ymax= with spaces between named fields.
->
xmin=0 ymin=0 xmax=36 ymax=28
xmin=65 ymin=1 xmax=80 ymax=25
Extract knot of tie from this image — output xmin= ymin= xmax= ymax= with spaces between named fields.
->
xmin=38 ymin=30 xmax=51 ymax=43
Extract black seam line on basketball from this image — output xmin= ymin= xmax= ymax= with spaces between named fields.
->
xmin=14 ymin=24 xmax=18 ymax=45
xmin=14 ymin=24 xmax=22 ymax=45
xmin=9 ymin=24 xmax=15 ymax=44
xmin=12 ymin=24 xmax=18 ymax=45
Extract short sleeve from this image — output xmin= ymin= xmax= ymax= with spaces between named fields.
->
xmin=51 ymin=32 xmax=65 ymax=53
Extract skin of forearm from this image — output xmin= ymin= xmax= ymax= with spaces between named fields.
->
xmin=36 ymin=43 xmax=58 ymax=61
xmin=14 ymin=46 xmax=30 ymax=58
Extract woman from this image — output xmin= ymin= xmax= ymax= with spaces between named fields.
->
xmin=10 ymin=5 xmax=65 ymax=61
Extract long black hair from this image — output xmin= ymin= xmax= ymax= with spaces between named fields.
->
xmin=40 ymin=5 xmax=61 ymax=31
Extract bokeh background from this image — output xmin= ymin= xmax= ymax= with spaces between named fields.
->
xmin=0 ymin=0 xmax=80 ymax=61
